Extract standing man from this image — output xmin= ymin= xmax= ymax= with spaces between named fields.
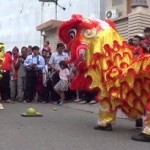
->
xmin=49 ymin=43 xmax=69 ymax=102
xmin=41 ymin=49 xmax=47 ymax=60
xmin=27 ymin=45 xmax=33 ymax=55
xmin=141 ymin=27 xmax=150 ymax=53
xmin=16 ymin=46 xmax=28 ymax=102
xmin=132 ymin=35 xmax=144 ymax=56
xmin=24 ymin=46 xmax=45 ymax=103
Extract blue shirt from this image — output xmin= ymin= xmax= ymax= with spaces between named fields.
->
xmin=24 ymin=55 xmax=45 ymax=70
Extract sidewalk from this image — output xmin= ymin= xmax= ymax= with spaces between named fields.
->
xmin=63 ymin=102 xmax=127 ymax=119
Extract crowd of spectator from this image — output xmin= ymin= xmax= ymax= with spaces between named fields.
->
xmin=1 ymin=27 xmax=149 ymax=105
xmin=0 ymin=41 xmax=97 ymax=105
xmin=129 ymin=27 xmax=150 ymax=56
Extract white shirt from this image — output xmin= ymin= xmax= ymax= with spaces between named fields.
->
xmin=42 ymin=65 xmax=50 ymax=77
xmin=49 ymin=52 xmax=69 ymax=70
xmin=59 ymin=68 xmax=70 ymax=81
xmin=24 ymin=55 xmax=45 ymax=70
xmin=43 ymin=64 xmax=51 ymax=86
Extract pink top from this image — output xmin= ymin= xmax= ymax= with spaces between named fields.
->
xmin=59 ymin=68 xmax=70 ymax=81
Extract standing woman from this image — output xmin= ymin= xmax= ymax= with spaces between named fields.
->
xmin=16 ymin=47 xmax=28 ymax=102
xmin=10 ymin=47 xmax=19 ymax=102
xmin=54 ymin=61 xmax=70 ymax=104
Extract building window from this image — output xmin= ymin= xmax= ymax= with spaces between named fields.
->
xmin=112 ymin=0 xmax=123 ymax=6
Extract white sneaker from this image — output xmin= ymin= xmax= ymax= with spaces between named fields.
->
xmin=6 ymin=99 xmax=13 ymax=103
xmin=23 ymin=100 xmax=27 ymax=103
xmin=89 ymin=100 xmax=97 ymax=104
xmin=79 ymin=100 xmax=87 ymax=104
xmin=74 ymin=99 xmax=81 ymax=102
xmin=0 ymin=103 xmax=4 ymax=110
xmin=58 ymin=100 xmax=63 ymax=105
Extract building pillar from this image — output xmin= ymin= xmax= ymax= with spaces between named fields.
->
xmin=128 ymin=0 xmax=150 ymax=38
xmin=131 ymin=0 xmax=148 ymax=8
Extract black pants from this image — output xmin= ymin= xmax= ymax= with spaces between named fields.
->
xmin=0 ymin=71 xmax=10 ymax=101
xmin=65 ymin=88 xmax=76 ymax=101
xmin=26 ymin=70 xmax=37 ymax=102
xmin=80 ymin=90 xmax=98 ymax=102
xmin=43 ymin=80 xmax=53 ymax=103
xmin=51 ymin=72 xmax=60 ymax=102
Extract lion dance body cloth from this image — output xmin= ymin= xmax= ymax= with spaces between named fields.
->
xmin=58 ymin=14 xmax=150 ymax=142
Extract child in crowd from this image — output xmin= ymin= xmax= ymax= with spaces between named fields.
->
xmin=54 ymin=61 xmax=70 ymax=104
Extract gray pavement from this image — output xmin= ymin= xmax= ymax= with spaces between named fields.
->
xmin=64 ymin=103 xmax=127 ymax=118
xmin=0 ymin=103 xmax=149 ymax=150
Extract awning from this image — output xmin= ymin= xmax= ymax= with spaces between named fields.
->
xmin=36 ymin=19 xmax=64 ymax=31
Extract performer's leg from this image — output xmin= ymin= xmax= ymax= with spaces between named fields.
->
xmin=94 ymin=104 xmax=116 ymax=131
xmin=1 ymin=71 xmax=10 ymax=101
xmin=135 ymin=118 xmax=143 ymax=128
xmin=132 ymin=104 xmax=150 ymax=142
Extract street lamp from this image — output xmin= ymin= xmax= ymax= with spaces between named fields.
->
xmin=39 ymin=0 xmax=66 ymax=20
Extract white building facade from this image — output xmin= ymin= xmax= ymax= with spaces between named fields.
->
xmin=0 ymin=0 xmax=103 ymax=51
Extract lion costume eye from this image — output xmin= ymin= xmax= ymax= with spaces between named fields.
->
xmin=84 ymin=28 xmax=96 ymax=38
xmin=69 ymin=28 xmax=77 ymax=40
xmin=0 ymin=46 xmax=4 ymax=52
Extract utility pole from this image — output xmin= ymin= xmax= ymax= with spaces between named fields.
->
xmin=41 ymin=2 xmax=44 ymax=23
xmin=55 ymin=0 xmax=58 ymax=20
xmin=39 ymin=0 xmax=66 ymax=20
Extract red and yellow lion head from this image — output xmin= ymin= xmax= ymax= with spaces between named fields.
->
xmin=0 ymin=43 xmax=5 ymax=78
xmin=59 ymin=14 xmax=117 ymax=63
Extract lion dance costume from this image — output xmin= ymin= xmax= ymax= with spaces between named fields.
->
xmin=0 ymin=43 xmax=5 ymax=109
xmin=0 ymin=43 xmax=5 ymax=77
xmin=58 ymin=14 xmax=150 ymax=142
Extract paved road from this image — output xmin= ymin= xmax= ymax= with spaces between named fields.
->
xmin=0 ymin=103 xmax=149 ymax=150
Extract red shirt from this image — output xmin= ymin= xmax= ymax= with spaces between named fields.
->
xmin=1 ymin=53 xmax=12 ymax=71
xmin=132 ymin=46 xmax=143 ymax=57
xmin=142 ymin=39 xmax=150 ymax=45
xmin=12 ymin=55 xmax=19 ymax=79
xmin=47 ymin=46 xmax=51 ymax=52
xmin=141 ymin=39 xmax=150 ymax=53
xmin=43 ymin=46 xmax=51 ymax=52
